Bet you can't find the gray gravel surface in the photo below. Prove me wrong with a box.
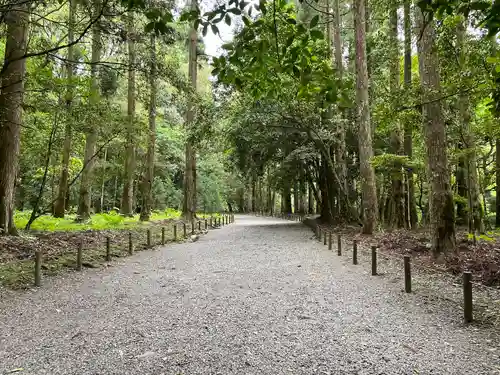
[1,215,500,375]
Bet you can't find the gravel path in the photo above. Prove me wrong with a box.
[1,215,500,375]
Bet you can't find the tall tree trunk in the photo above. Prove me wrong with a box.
[140,33,156,222]
[182,0,198,221]
[251,176,256,212]
[299,170,306,213]
[403,0,418,228]
[99,148,107,212]
[54,0,76,218]
[0,1,29,235]
[333,0,350,221]
[415,8,456,256]
[388,1,405,228]
[121,12,136,216]
[496,138,500,227]
[283,184,292,214]
[293,181,299,213]
[353,0,378,234]
[77,0,101,221]
[308,181,314,213]
[456,158,468,225]
[457,19,483,234]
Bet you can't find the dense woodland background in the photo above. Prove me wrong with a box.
[1,0,500,260]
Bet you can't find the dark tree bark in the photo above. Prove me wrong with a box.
[54,0,76,218]
[121,12,136,217]
[353,0,378,234]
[403,0,418,228]
[77,0,101,221]
[457,20,483,234]
[496,138,500,227]
[182,2,198,221]
[307,181,313,214]
[0,0,29,235]
[139,33,156,222]
[416,8,456,255]
[388,2,405,228]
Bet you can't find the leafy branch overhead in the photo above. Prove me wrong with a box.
[211,1,343,105]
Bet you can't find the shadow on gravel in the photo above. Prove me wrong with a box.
[246,223,303,230]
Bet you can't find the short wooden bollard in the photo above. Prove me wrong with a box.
[161,227,165,245]
[198,221,201,231]
[337,235,342,256]
[183,223,187,238]
[463,271,473,323]
[173,224,177,240]
[147,229,151,247]
[205,219,208,230]
[77,242,83,271]
[323,231,327,246]
[209,217,213,228]
[221,216,225,226]
[34,251,42,287]
[371,245,377,275]
[218,217,222,227]
[328,232,332,250]
[404,256,411,293]
[128,232,133,255]
[353,240,358,265]
[106,237,111,261]
[191,220,195,235]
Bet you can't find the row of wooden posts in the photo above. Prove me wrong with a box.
[263,212,475,324]
[33,214,235,288]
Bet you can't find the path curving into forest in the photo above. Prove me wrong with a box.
[1,215,499,374]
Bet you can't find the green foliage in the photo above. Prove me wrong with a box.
[13,210,181,232]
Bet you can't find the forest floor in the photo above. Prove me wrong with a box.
[0,211,221,289]
[1,215,499,374]
[314,221,500,285]
[312,220,500,325]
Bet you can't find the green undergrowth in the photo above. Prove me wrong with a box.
[13,209,226,232]
[13,208,183,232]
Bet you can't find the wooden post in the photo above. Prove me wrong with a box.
[198,221,201,231]
[205,219,208,230]
[161,227,165,245]
[463,271,473,323]
[404,256,411,293]
[221,216,224,226]
[323,231,327,245]
[353,240,358,265]
[337,235,342,256]
[191,220,195,235]
[128,232,133,255]
[183,223,187,238]
[371,246,377,276]
[174,224,177,240]
[147,229,151,247]
[106,237,111,261]
[328,232,332,250]
[77,242,83,271]
[210,217,213,228]
[219,217,222,227]
[34,251,42,287]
